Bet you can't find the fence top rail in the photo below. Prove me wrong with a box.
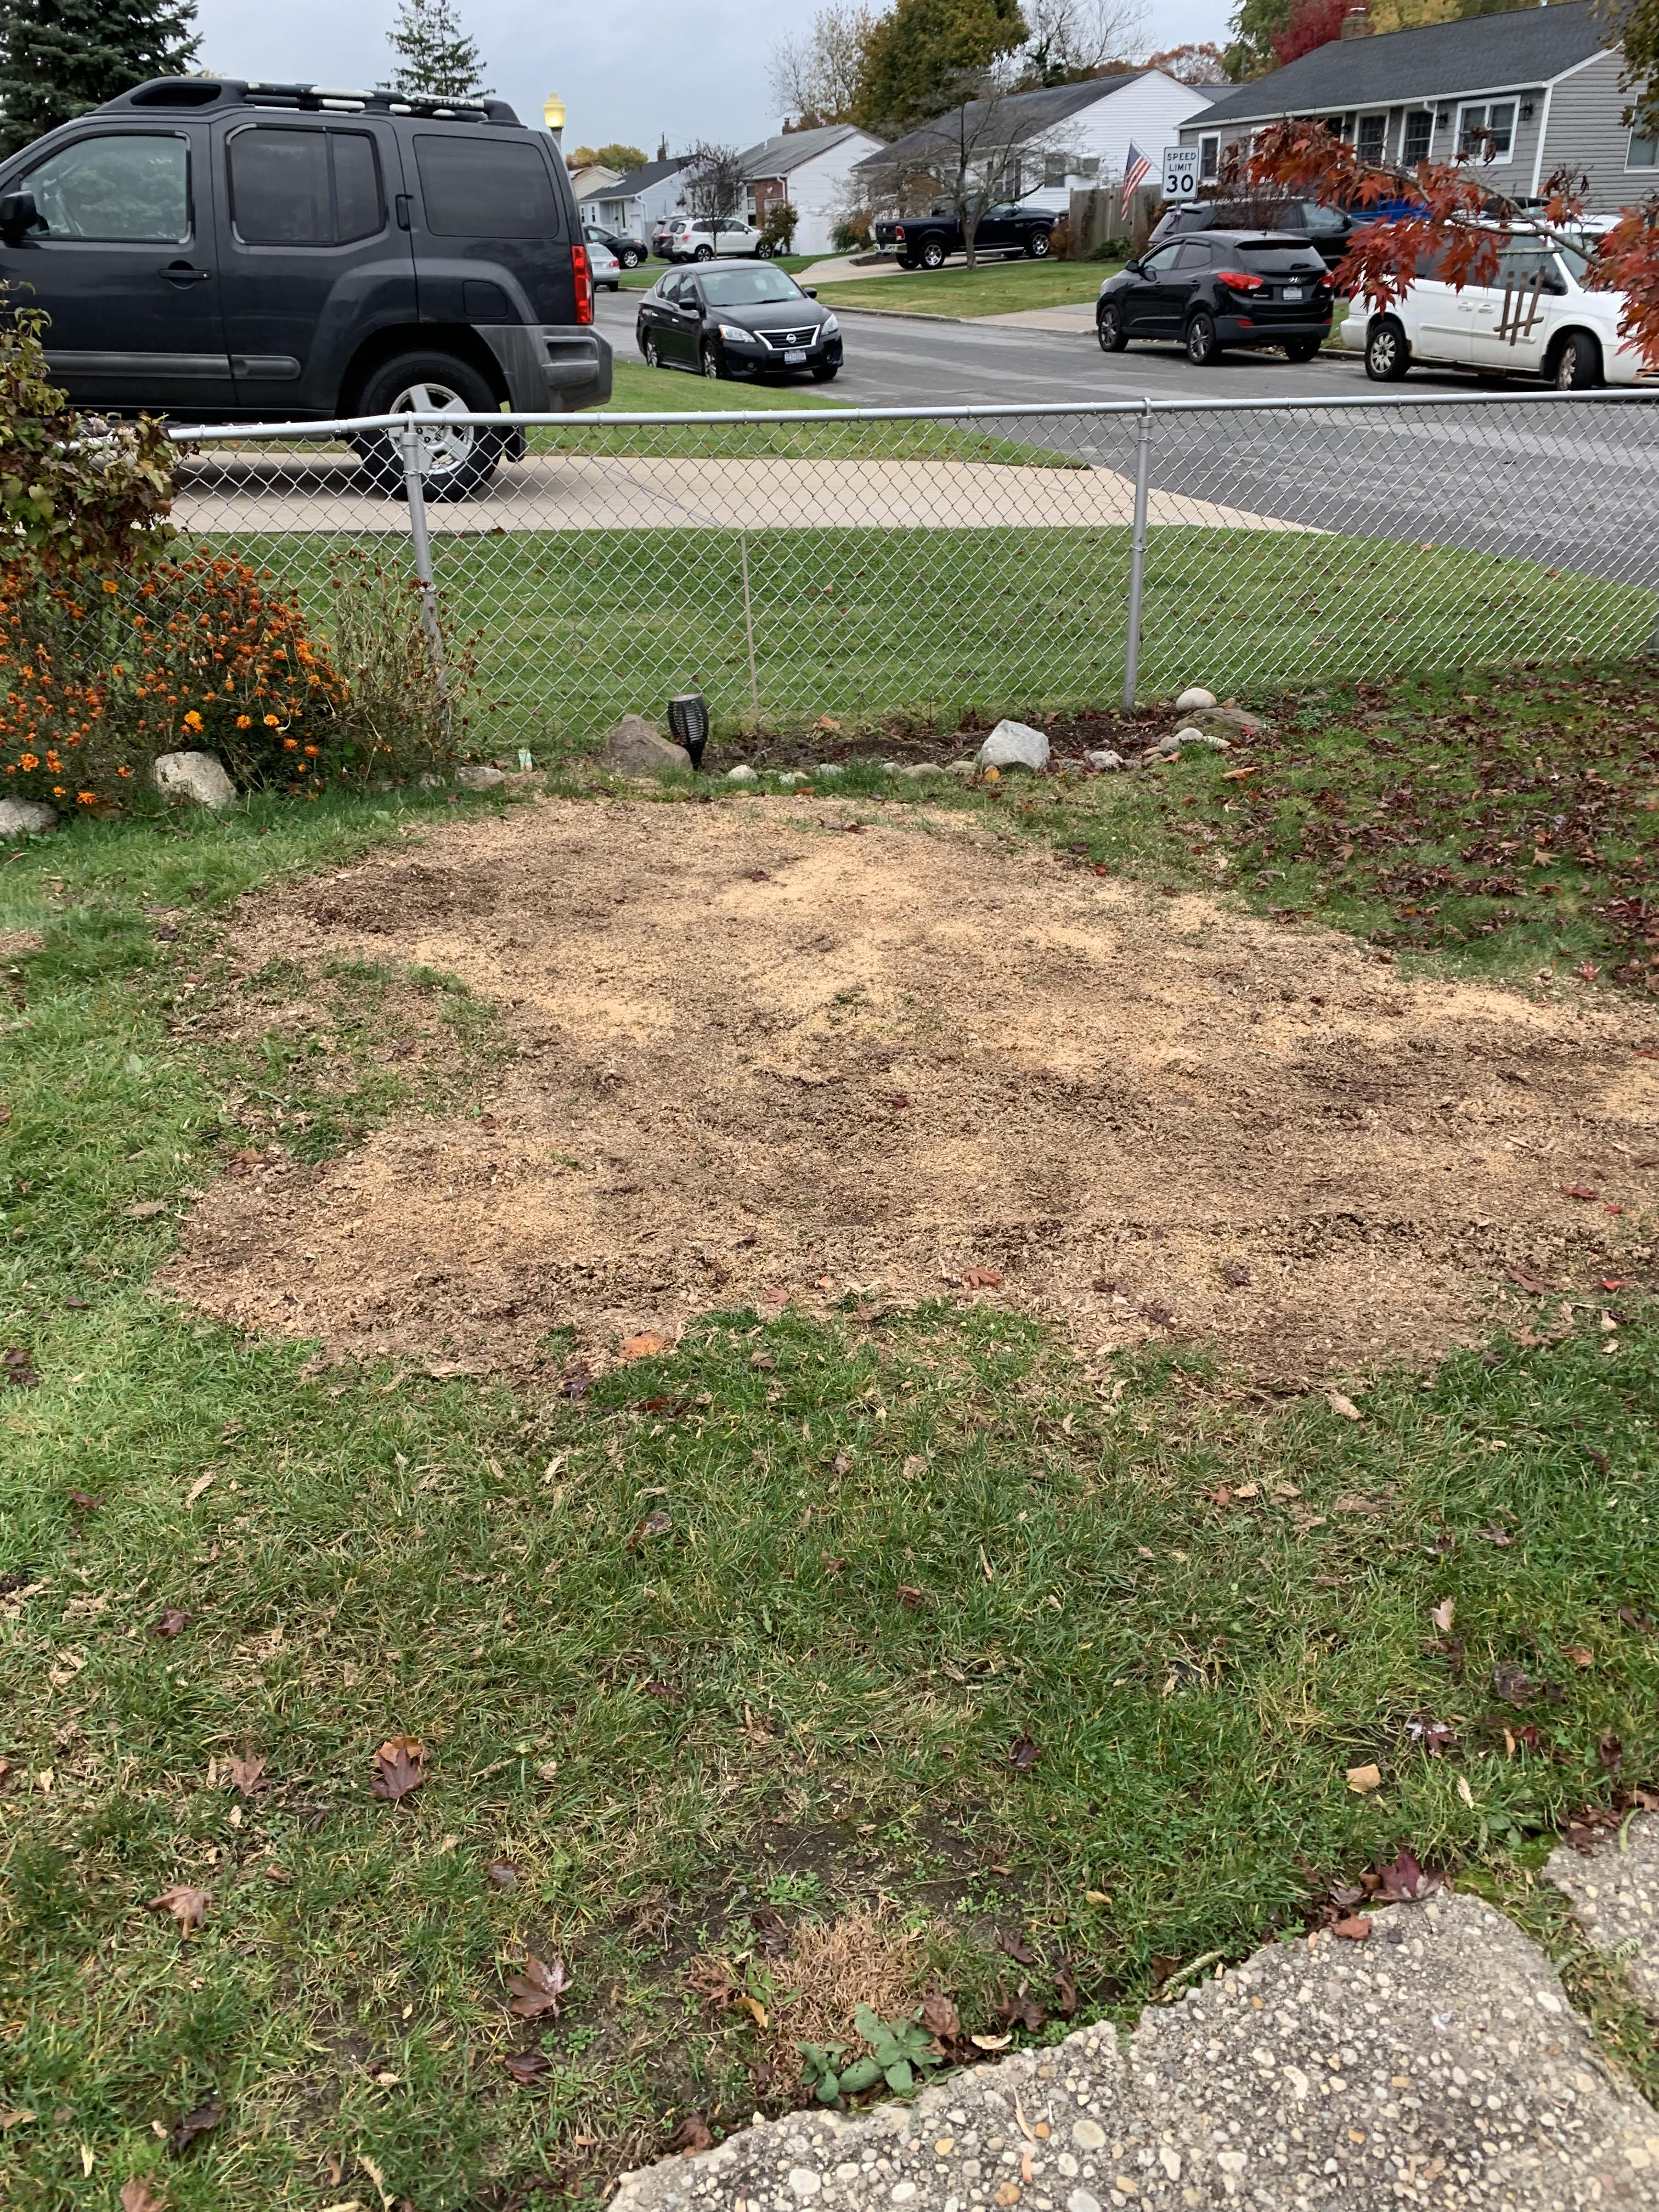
[168,386,1659,442]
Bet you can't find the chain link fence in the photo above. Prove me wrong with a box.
[168,388,1659,754]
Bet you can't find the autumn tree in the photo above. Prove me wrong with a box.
[0,0,199,155]
[771,3,880,126]
[569,142,648,171]
[1269,0,1350,66]
[853,0,1029,133]
[1017,0,1147,84]
[1143,40,1227,82]
[679,140,747,252]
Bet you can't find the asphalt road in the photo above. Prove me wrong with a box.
[594,291,1659,583]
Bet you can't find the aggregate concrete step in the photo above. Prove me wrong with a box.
[613,1894,1659,2212]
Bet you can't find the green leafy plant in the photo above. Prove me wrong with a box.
[799,2005,945,2103]
[761,200,799,255]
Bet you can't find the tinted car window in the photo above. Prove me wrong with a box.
[21,132,189,242]
[701,267,804,306]
[230,128,385,246]
[1233,241,1327,269]
[1173,240,1211,268]
[1139,243,1182,274]
[415,134,559,238]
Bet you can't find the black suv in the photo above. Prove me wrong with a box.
[1097,230,1334,366]
[1148,197,1353,272]
[0,76,612,495]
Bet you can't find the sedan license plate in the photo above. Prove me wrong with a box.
[1283,286,1305,302]
[784,347,806,364]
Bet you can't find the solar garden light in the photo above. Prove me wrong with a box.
[668,692,709,769]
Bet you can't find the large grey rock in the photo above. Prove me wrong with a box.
[977,720,1049,772]
[0,798,57,839]
[153,751,236,811]
[607,715,692,775]
[612,1893,1659,2212]
[455,763,507,791]
[726,764,758,785]
[1547,1813,1659,2018]
[1175,685,1217,712]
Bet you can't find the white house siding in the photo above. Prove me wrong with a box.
[1542,49,1646,211]
[771,132,887,256]
[1027,71,1216,205]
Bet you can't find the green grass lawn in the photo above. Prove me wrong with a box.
[813,260,1119,319]
[1,716,1657,2207]
[614,255,820,293]
[597,360,842,414]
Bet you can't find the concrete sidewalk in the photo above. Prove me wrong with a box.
[615,1825,1659,2212]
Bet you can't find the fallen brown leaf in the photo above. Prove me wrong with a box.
[1431,1599,1455,1634]
[1504,1263,1550,1293]
[1326,1390,1362,1421]
[619,1330,672,1361]
[126,1201,168,1220]
[1008,1731,1040,1771]
[626,1509,673,1549]
[962,1267,1003,1290]
[487,1859,520,1887]
[1330,1914,1373,1942]
[119,2181,165,2212]
[507,1954,568,2019]
[920,1989,961,2042]
[1492,1661,1537,1706]
[148,1607,189,1640]
[1375,1848,1438,1902]
[501,2049,551,2084]
[369,1736,426,1801]
[896,1583,924,1609]
[1562,1645,1594,1670]
[224,1754,267,1798]
[166,2104,221,2157]
[669,2114,714,2155]
[1345,1763,1383,1796]
[148,1885,209,1934]
[1561,1184,1599,1202]
[995,1927,1037,1966]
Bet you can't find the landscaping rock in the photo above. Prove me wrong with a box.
[1197,704,1267,738]
[607,714,692,776]
[0,798,57,839]
[944,759,976,778]
[976,720,1050,772]
[1175,685,1217,712]
[1173,726,1231,752]
[153,751,236,811]
[455,763,508,791]
[817,763,845,778]
[726,765,758,785]
[1141,732,1181,763]
[612,1893,1659,2212]
[1085,748,1123,771]
[1547,1813,1659,2018]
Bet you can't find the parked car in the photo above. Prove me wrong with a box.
[1342,230,1651,388]
[873,204,1055,269]
[0,74,612,498]
[1149,196,1353,272]
[636,259,840,381]
[584,221,645,268]
[651,213,771,261]
[1097,230,1335,366]
[588,236,621,291]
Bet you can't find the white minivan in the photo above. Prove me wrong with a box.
[1342,231,1652,390]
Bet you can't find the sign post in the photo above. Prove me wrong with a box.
[1161,146,1199,205]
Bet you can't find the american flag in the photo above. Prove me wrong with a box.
[1120,141,1152,218]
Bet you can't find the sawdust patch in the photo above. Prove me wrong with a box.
[161,798,1659,1383]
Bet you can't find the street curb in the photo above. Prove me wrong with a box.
[826,302,1097,331]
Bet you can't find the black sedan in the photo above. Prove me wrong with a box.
[1097,230,1335,368]
[584,222,647,269]
[636,261,842,382]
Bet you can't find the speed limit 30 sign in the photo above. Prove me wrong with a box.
[1163,146,1199,201]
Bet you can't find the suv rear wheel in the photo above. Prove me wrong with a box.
[1551,330,1602,390]
[354,352,501,502]
[1184,310,1222,367]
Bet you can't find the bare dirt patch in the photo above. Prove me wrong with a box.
[162,798,1659,1383]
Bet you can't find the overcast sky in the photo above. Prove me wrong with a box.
[195,0,1234,154]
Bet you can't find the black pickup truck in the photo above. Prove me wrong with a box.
[874,202,1055,270]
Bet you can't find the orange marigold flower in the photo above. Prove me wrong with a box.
[18,752,37,769]
[76,790,95,805]
[101,578,119,593]
[263,713,280,727]
[283,737,298,749]
[303,743,320,757]
[117,765,132,777]
[183,709,204,731]
[236,714,251,729]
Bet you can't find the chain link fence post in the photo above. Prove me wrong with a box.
[1120,399,1154,713]
[399,420,451,738]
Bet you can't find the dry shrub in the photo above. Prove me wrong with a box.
[769,1908,940,2090]
[324,548,465,789]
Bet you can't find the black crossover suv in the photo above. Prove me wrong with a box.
[0,75,612,495]
[1097,230,1335,367]
[636,261,842,382]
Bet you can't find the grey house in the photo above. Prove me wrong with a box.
[1178,0,1654,212]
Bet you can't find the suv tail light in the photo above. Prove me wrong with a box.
[1215,268,1264,293]
[572,240,594,325]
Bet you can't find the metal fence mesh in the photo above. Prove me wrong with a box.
[168,390,1659,753]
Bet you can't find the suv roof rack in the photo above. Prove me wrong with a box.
[103,77,523,126]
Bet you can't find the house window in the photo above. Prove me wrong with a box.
[1402,109,1433,162]
[1079,156,1100,179]
[1043,153,1070,188]
[1199,133,1219,181]
[1629,129,1659,168]
[1356,112,1386,162]
[1457,100,1516,162]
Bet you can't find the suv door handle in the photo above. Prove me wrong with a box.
[396,194,413,230]
[159,261,210,284]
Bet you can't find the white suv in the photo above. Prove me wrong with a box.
[1342,232,1651,389]
[653,213,770,262]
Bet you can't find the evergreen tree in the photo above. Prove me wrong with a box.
[0,0,200,156]
[853,0,1027,133]
[386,0,489,101]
